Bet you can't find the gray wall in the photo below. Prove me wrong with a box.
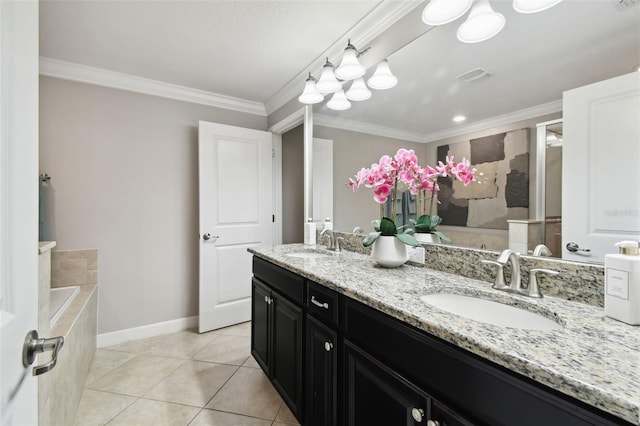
[39,76,267,334]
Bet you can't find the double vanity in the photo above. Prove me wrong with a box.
[249,243,639,425]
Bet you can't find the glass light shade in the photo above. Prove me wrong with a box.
[422,0,474,25]
[327,89,351,111]
[345,78,372,101]
[513,0,562,14]
[367,60,398,90]
[335,45,366,81]
[457,0,505,43]
[298,77,324,104]
[315,60,342,94]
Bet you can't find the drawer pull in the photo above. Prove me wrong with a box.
[311,296,329,309]
[426,420,440,426]
[324,341,333,352]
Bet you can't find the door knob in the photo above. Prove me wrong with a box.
[202,233,219,241]
[566,242,591,255]
[22,330,64,376]
[411,407,424,422]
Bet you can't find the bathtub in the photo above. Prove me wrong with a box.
[49,286,80,327]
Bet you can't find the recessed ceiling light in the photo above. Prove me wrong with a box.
[453,115,466,122]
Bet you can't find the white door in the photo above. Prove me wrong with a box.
[0,1,40,424]
[198,121,273,333]
[563,73,640,263]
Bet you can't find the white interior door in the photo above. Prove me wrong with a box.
[0,1,40,424]
[562,72,640,263]
[198,121,273,333]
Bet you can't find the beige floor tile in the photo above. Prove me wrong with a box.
[275,403,300,425]
[193,335,251,366]
[189,409,272,426]
[72,389,136,426]
[107,398,200,426]
[88,354,184,397]
[219,321,251,337]
[242,355,261,369]
[206,367,283,420]
[146,330,220,359]
[87,349,137,384]
[144,360,238,407]
[105,334,169,354]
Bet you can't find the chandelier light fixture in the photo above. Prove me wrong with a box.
[298,40,398,110]
[422,0,563,43]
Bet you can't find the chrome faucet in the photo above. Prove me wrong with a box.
[482,249,558,298]
[533,244,553,257]
[320,229,342,252]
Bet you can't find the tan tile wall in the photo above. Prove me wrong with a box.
[51,249,98,287]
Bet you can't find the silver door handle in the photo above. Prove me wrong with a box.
[202,233,219,242]
[22,330,64,376]
[566,242,591,255]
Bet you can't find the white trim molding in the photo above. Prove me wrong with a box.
[421,100,562,143]
[40,57,267,116]
[314,113,425,143]
[97,316,198,348]
[268,107,305,134]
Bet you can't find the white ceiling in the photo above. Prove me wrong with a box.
[40,0,640,136]
[39,0,382,103]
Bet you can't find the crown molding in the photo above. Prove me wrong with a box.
[421,100,563,143]
[268,107,305,134]
[264,0,423,116]
[39,57,267,116]
[314,114,425,143]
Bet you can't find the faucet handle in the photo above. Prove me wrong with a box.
[481,260,510,290]
[528,268,559,298]
[335,236,344,252]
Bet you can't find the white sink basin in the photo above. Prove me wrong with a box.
[421,293,563,331]
[285,251,332,259]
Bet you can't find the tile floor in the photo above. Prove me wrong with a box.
[73,322,300,426]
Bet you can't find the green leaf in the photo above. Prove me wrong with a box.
[430,215,443,228]
[416,214,432,227]
[433,230,453,243]
[379,217,397,236]
[363,231,381,247]
[396,233,419,247]
[371,219,381,232]
[414,224,432,233]
[403,228,415,235]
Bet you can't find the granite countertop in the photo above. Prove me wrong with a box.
[249,244,640,425]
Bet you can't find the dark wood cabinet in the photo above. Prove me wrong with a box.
[250,275,303,421]
[346,340,428,426]
[251,256,631,426]
[305,315,338,426]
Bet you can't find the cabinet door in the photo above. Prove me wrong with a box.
[306,315,338,426]
[429,400,474,426]
[346,341,427,426]
[251,278,270,373]
[272,292,304,420]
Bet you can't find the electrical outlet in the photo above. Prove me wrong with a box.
[407,246,425,264]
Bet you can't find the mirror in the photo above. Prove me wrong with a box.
[306,0,639,262]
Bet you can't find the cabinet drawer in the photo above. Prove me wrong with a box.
[307,281,339,326]
[253,257,304,305]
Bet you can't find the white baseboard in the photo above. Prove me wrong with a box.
[97,315,198,348]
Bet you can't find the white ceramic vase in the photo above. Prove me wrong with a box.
[370,235,409,267]
[415,233,441,244]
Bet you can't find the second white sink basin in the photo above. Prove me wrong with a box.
[421,293,563,331]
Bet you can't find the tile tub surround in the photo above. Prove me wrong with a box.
[325,231,605,307]
[51,248,98,287]
[249,244,640,424]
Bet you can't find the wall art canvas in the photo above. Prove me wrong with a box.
[436,128,529,229]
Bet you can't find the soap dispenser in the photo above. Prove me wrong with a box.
[604,239,640,325]
[304,218,316,245]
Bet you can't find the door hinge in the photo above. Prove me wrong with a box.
[272,214,275,223]
[272,149,275,158]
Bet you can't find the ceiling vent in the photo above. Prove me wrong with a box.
[456,67,493,83]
